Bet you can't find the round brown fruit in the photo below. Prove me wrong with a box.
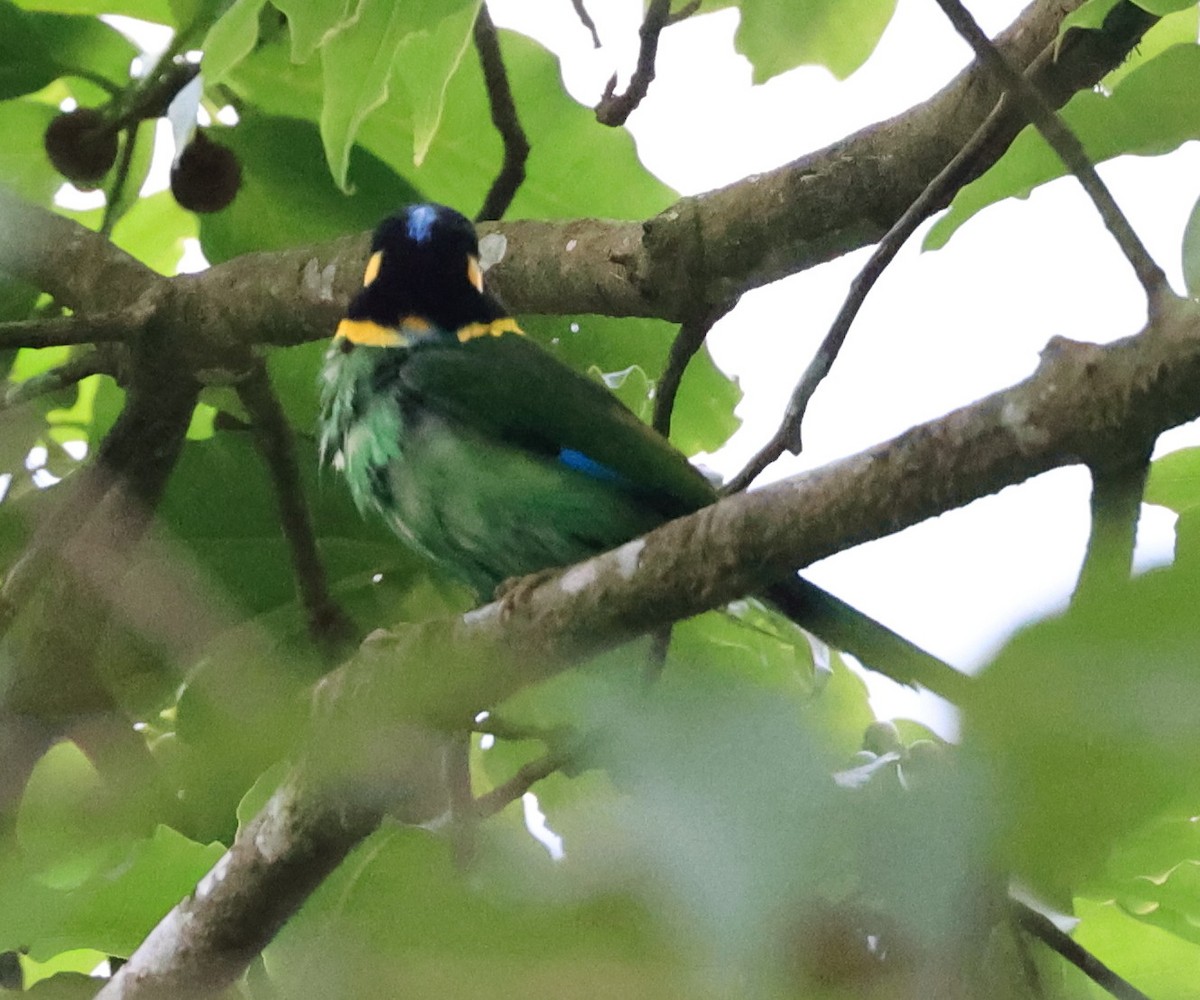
[170,131,242,213]
[44,108,119,185]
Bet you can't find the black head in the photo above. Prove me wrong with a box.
[345,203,505,334]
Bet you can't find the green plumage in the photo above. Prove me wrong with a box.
[318,204,961,700]
[319,203,714,598]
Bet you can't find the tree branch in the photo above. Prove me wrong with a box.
[483,0,1157,320]
[0,187,158,313]
[594,0,671,127]
[652,301,733,437]
[1012,901,1151,1000]
[726,91,1016,492]
[472,749,569,819]
[95,292,1200,996]
[0,350,110,412]
[0,3,1157,355]
[1072,454,1151,607]
[569,0,601,48]
[236,364,355,653]
[473,4,530,223]
[933,0,1171,310]
[0,301,152,350]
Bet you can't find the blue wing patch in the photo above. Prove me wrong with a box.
[406,204,438,244]
[559,448,623,483]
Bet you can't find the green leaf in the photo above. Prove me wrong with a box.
[1060,0,1123,35]
[227,27,677,219]
[1083,808,1200,946]
[21,949,107,990]
[266,824,692,999]
[927,43,1200,249]
[24,826,224,960]
[1183,191,1200,298]
[520,314,740,455]
[1134,0,1198,13]
[16,743,134,890]
[272,0,352,63]
[28,10,138,88]
[108,189,198,276]
[0,2,57,100]
[595,363,652,423]
[0,100,59,202]
[967,564,1200,900]
[391,1,479,166]
[734,0,899,83]
[318,0,477,190]
[11,0,171,18]
[1145,445,1200,513]
[169,0,223,34]
[552,674,845,962]
[1103,3,1199,91]
[156,429,430,619]
[197,112,419,264]
[200,0,267,84]
[1073,897,1200,999]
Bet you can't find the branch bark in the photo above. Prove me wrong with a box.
[236,364,355,654]
[0,3,1155,353]
[98,292,1200,996]
[594,0,672,126]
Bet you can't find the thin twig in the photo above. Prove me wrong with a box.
[447,733,477,867]
[1072,453,1151,606]
[1011,901,1152,1000]
[645,624,672,686]
[111,58,200,129]
[472,749,570,819]
[474,4,530,223]
[63,67,122,96]
[236,365,355,654]
[724,94,1013,493]
[666,0,701,26]
[1,350,108,413]
[1010,906,1046,999]
[469,714,573,747]
[722,5,1153,495]
[100,124,140,238]
[569,0,601,47]
[934,0,1170,310]
[595,0,671,126]
[653,300,734,438]
[0,302,151,350]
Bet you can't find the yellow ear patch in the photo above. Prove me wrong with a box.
[467,255,484,292]
[457,317,523,343]
[335,318,403,347]
[362,251,383,287]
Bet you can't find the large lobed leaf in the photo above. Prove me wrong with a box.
[927,30,1200,250]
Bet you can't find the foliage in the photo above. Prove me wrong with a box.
[1,0,1200,997]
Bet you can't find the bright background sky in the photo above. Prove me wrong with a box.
[491,0,1200,728]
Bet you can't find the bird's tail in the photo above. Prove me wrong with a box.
[764,576,973,704]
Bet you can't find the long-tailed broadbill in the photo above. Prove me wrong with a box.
[318,203,958,696]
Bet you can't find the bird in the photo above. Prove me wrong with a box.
[319,203,959,696]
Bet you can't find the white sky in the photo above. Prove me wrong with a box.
[491,0,1200,727]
